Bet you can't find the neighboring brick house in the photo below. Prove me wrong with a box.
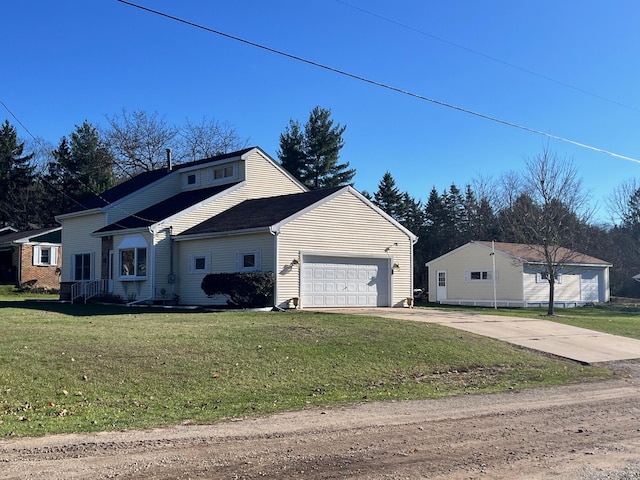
[0,227,62,291]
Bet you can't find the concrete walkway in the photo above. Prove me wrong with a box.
[312,307,640,364]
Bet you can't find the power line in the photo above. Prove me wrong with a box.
[116,0,640,166]
[336,0,640,114]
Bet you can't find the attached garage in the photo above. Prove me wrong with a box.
[300,255,390,307]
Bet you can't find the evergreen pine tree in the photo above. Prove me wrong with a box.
[373,171,403,220]
[0,120,36,227]
[277,106,355,189]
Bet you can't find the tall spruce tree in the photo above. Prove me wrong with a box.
[373,171,403,220]
[0,120,36,227]
[278,106,355,189]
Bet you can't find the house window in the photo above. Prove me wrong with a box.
[33,246,58,266]
[73,253,92,281]
[120,247,147,278]
[189,254,211,274]
[183,172,200,188]
[239,250,261,272]
[467,270,494,282]
[537,271,562,284]
[213,165,234,180]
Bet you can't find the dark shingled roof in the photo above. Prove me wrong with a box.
[179,186,344,237]
[65,169,171,213]
[0,227,62,246]
[477,241,611,265]
[94,183,240,234]
[64,147,258,214]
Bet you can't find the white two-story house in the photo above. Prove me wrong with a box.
[56,147,417,308]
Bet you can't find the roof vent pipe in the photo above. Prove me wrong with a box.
[166,148,172,171]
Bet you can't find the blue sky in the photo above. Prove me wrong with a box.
[3,1,640,223]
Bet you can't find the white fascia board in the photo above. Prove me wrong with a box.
[173,226,270,242]
[248,147,309,192]
[154,181,246,231]
[55,208,103,221]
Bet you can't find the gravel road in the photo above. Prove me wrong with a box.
[2,361,639,479]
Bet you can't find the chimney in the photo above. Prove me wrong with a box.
[166,148,173,171]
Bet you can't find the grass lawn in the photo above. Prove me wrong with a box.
[0,301,610,438]
[415,302,640,340]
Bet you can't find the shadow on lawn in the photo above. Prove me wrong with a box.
[0,300,206,317]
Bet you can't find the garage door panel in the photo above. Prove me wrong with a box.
[301,256,390,308]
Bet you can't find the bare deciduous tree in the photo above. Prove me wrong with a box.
[105,109,179,177]
[175,116,249,163]
[498,148,592,315]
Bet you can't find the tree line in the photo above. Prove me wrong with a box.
[0,111,249,227]
[2,106,640,299]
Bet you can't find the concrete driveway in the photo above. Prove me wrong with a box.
[313,307,640,364]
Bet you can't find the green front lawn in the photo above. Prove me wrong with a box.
[0,301,609,437]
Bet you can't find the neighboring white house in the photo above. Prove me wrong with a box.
[55,147,417,308]
[426,241,611,307]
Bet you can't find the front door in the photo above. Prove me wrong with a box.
[436,270,447,301]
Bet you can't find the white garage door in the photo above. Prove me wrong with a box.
[581,271,600,302]
[301,256,390,307]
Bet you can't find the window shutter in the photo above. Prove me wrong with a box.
[255,250,261,270]
[51,247,59,266]
[33,246,41,266]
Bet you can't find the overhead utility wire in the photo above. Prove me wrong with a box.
[336,0,640,114]
[116,1,640,166]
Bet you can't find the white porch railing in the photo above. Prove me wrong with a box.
[71,280,109,304]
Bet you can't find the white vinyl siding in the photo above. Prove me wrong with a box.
[177,233,274,305]
[59,213,104,282]
[275,191,413,308]
[523,268,580,303]
[427,243,522,303]
[169,151,306,235]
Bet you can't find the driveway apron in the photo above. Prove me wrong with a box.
[311,308,640,364]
